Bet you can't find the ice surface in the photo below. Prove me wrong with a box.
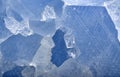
[0,34,42,65]
[63,28,75,48]
[31,36,55,76]
[22,66,35,77]
[0,0,12,43]
[62,0,120,42]
[62,0,108,6]
[60,6,120,76]
[2,66,24,77]
[4,0,64,20]
[55,59,93,77]
[0,0,120,77]
[4,17,33,36]
[29,19,56,36]
[104,0,120,41]
[6,8,23,22]
[41,5,56,21]
[0,17,12,43]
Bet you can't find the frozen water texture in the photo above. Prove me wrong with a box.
[29,19,56,36]
[41,5,56,21]
[63,0,120,42]
[4,17,33,36]
[22,66,35,77]
[0,0,120,77]
[104,0,120,41]
[31,36,55,77]
[62,0,108,6]
[0,0,12,43]
[60,5,120,77]
[0,34,42,66]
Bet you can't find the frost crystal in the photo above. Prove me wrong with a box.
[4,17,33,36]
[41,5,56,21]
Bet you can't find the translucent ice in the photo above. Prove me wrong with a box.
[62,0,108,6]
[41,5,56,21]
[56,59,93,77]
[29,19,56,36]
[0,34,42,65]
[22,66,35,77]
[31,36,55,76]
[104,0,120,41]
[0,0,120,77]
[60,6,120,76]
[0,0,12,43]
[0,17,12,43]
[4,17,33,36]
[2,66,24,77]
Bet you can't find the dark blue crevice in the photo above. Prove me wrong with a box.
[51,29,69,67]
[2,66,24,77]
